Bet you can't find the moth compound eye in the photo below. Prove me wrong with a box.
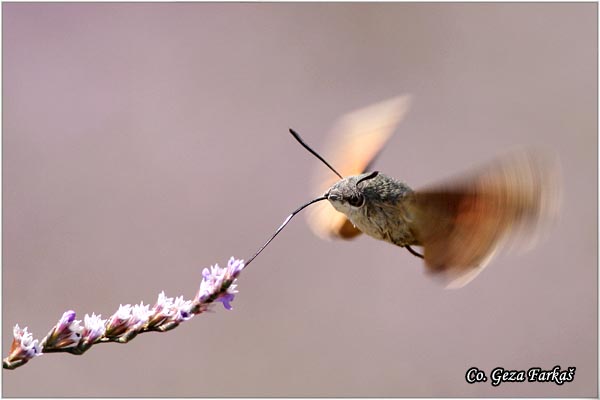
[348,193,365,208]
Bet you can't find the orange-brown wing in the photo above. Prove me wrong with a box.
[306,95,412,240]
[407,150,561,288]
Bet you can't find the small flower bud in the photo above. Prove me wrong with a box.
[105,304,133,339]
[195,258,245,310]
[78,313,106,350]
[42,311,83,351]
[3,325,41,369]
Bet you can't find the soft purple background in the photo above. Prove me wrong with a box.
[2,3,597,397]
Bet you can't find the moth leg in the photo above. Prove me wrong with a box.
[405,245,424,259]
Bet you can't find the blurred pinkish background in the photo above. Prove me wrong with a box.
[2,3,597,397]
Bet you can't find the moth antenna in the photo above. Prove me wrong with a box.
[356,170,379,186]
[245,196,328,267]
[289,128,343,179]
[405,245,424,259]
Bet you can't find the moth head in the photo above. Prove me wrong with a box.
[325,171,380,214]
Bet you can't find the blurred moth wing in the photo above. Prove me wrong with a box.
[306,95,413,240]
[407,150,561,289]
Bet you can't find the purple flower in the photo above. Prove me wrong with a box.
[148,292,194,330]
[147,292,176,328]
[153,292,176,317]
[3,256,245,369]
[42,311,83,350]
[4,325,41,367]
[172,296,194,322]
[105,304,133,338]
[227,257,245,277]
[81,313,106,345]
[218,292,236,310]
[129,302,152,331]
[196,258,245,310]
[106,302,153,339]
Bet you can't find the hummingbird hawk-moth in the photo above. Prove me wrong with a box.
[246,95,560,289]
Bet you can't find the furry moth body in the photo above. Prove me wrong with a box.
[245,95,559,289]
[304,95,559,288]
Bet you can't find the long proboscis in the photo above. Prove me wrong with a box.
[245,196,328,267]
